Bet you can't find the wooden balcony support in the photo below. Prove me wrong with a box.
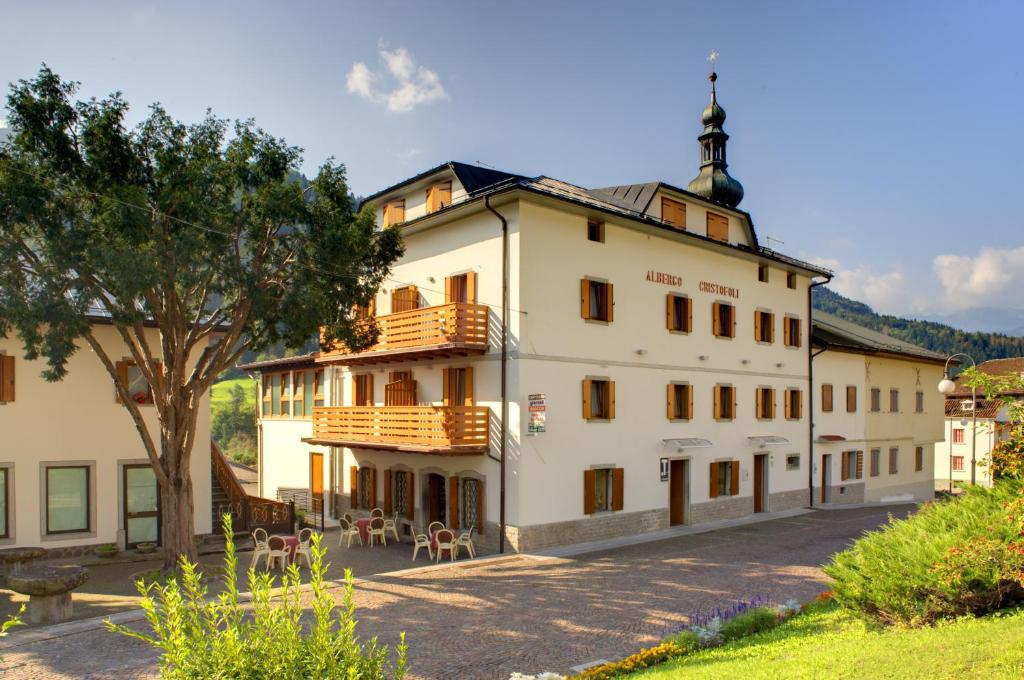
[305,405,490,455]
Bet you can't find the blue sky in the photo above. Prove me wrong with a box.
[2,1,1022,330]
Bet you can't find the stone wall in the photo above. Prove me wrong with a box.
[822,482,865,505]
[508,508,669,553]
[768,488,809,513]
[689,494,754,525]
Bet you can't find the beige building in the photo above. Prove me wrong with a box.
[249,74,846,553]
[811,312,945,504]
[0,320,213,555]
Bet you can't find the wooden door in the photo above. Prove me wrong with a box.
[427,473,446,525]
[753,454,766,513]
[123,464,160,548]
[821,455,832,504]
[669,459,687,526]
[310,453,324,514]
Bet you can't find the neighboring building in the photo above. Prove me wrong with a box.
[935,358,1024,488]
[248,72,840,554]
[0,320,213,555]
[811,312,945,504]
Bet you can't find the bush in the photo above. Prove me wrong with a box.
[718,607,781,641]
[107,515,406,679]
[825,481,1024,625]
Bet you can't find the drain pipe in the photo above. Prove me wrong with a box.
[807,276,832,508]
[485,195,509,554]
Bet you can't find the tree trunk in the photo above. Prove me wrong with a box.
[159,451,198,570]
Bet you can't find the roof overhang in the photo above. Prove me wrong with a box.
[747,436,790,447]
[662,438,714,451]
[817,434,847,443]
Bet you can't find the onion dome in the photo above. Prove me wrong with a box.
[687,72,744,208]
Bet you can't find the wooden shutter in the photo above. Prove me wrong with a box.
[847,386,857,412]
[733,388,738,420]
[0,355,14,403]
[712,303,722,336]
[754,311,762,341]
[448,476,460,530]
[841,453,849,481]
[667,384,676,419]
[687,384,694,419]
[366,374,374,405]
[606,283,614,322]
[768,313,775,343]
[406,472,416,520]
[582,379,592,419]
[856,451,864,479]
[795,390,802,418]
[661,197,686,228]
[611,468,624,511]
[707,212,728,241]
[383,469,393,513]
[784,389,792,419]
[686,298,692,331]
[713,386,721,419]
[730,461,740,496]
[466,271,477,304]
[350,466,358,505]
[475,481,484,530]
[368,468,377,508]
[464,367,474,405]
[794,319,802,347]
[783,317,791,346]
[666,295,674,330]
[822,384,833,412]
[443,369,451,407]
[608,381,616,419]
[709,462,720,499]
[755,388,763,419]
[444,275,455,303]
[583,470,597,514]
[580,279,590,319]
[115,360,130,403]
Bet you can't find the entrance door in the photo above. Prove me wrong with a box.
[310,453,324,516]
[426,473,446,525]
[669,460,688,525]
[821,454,832,504]
[123,464,160,548]
[753,454,767,513]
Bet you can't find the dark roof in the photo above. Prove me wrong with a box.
[237,352,318,371]
[590,182,661,212]
[945,398,1002,419]
[812,310,947,363]
[361,161,525,204]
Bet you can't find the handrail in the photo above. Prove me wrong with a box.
[322,301,488,357]
[312,405,490,449]
[211,441,294,533]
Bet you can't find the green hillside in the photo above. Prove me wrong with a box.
[812,287,1024,363]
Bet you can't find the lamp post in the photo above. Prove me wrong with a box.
[938,353,977,487]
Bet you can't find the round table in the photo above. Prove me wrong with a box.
[278,535,299,563]
[356,518,373,544]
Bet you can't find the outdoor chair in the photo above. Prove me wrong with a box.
[265,535,291,571]
[368,516,387,547]
[427,521,445,536]
[338,518,362,548]
[383,512,400,542]
[412,531,433,561]
[370,507,384,519]
[295,528,314,568]
[456,526,476,559]
[343,512,354,525]
[250,528,270,570]
[434,529,458,563]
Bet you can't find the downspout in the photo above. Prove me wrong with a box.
[485,195,509,554]
[807,275,833,508]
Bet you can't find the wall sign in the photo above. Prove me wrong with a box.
[698,280,740,299]
[527,393,546,435]
[660,457,669,482]
[645,270,683,287]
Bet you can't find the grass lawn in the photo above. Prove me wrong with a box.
[636,602,1024,679]
[211,376,258,409]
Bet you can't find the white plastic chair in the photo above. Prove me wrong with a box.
[383,512,400,542]
[295,528,314,568]
[338,518,362,548]
[456,526,476,559]
[265,535,291,571]
[368,516,387,547]
[343,512,355,525]
[370,507,384,519]
[427,521,445,536]
[434,529,457,563]
[412,531,433,561]
[250,528,269,570]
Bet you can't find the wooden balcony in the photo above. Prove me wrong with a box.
[304,405,490,455]
[319,302,488,365]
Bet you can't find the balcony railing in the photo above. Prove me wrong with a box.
[320,302,488,364]
[306,405,490,455]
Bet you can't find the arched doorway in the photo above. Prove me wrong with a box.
[425,472,446,525]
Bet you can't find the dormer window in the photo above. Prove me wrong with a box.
[383,199,406,227]
[426,181,452,214]
[961,400,974,411]
[661,197,686,230]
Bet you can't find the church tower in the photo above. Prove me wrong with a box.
[687,71,744,208]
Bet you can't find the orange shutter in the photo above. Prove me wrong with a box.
[666,295,674,330]
[687,384,694,419]
[785,390,792,419]
[686,298,692,331]
[611,468,624,511]
[366,374,374,405]
[667,384,676,419]
[406,472,415,520]
[856,451,864,479]
[0,355,14,403]
[368,468,377,508]
[608,381,616,419]
[580,279,590,319]
[464,367,474,405]
[783,318,791,346]
[350,466,359,506]
[115,360,130,404]
[796,391,803,418]
[582,379,592,419]
[730,461,740,496]
[756,388,763,419]
[383,469,393,513]
[709,462,720,498]
[794,319,802,347]
[707,212,728,241]
[754,311,762,341]
[444,276,454,303]
[466,271,477,304]
[443,368,452,406]
[606,283,614,322]
[731,307,737,337]
[841,453,850,481]
[712,303,721,336]
[583,470,597,514]
[768,313,775,342]
[448,476,460,530]
[733,388,738,420]
[713,386,721,419]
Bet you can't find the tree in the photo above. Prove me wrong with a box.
[962,367,1024,482]
[0,66,403,568]
[213,383,257,466]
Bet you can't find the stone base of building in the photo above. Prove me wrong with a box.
[507,508,669,553]
[818,482,865,505]
[865,479,936,504]
[689,495,755,525]
[768,488,809,513]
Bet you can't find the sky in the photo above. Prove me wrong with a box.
[2,1,1023,332]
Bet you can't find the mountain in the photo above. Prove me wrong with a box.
[920,307,1024,336]
[812,287,1024,363]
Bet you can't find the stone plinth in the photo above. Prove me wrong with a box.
[0,547,46,576]
[7,565,89,624]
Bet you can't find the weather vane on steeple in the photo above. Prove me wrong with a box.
[707,50,719,72]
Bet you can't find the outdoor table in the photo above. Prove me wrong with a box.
[431,529,455,559]
[0,546,46,578]
[356,518,373,544]
[279,535,299,564]
[7,564,88,624]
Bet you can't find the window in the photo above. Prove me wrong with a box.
[582,378,615,420]
[754,310,774,343]
[443,367,474,406]
[821,384,834,412]
[116,360,155,405]
[426,181,452,213]
[870,449,881,477]
[584,467,623,514]
[0,467,8,538]
[351,466,376,510]
[279,372,290,416]
[709,461,739,498]
[667,383,692,420]
[890,389,899,413]
[391,285,419,313]
[313,369,325,408]
[666,294,692,333]
[262,371,292,417]
[354,374,374,406]
[952,428,965,444]
[445,272,477,304]
[459,477,484,530]
[45,465,90,534]
[353,299,375,321]
[841,451,862,480]
[382,199,405,227]
[787,272,797,289]
[846,385,858,413]
[755,387,775,420]
[785,388,803,420]
[712,302,735,338]
[661,197,687,229]
[889,447,899,475]
[706,211,728,242]
[292,368,324,417]
[870,388,881,412]
[915,391,924,413]
[714,384,736,420]
[952,456,965,471]
[758,264,769,283]
[0,355,14,404]
[587,219,605,243]
[783,316,802,347]
[785,454,800,471]
[581,278,613,322]
[915,446,924,472]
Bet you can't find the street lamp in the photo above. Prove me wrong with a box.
[938,353,977,487]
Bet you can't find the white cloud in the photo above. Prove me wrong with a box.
[345,44,448,113]
[802,253,912,315]
[934,245,1024,312]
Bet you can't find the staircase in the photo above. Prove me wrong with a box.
[210,441,294,538]
[210,466,244,535]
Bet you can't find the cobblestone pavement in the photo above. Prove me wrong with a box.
[0,506,908,679]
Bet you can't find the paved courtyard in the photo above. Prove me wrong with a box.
[0,505,909,679]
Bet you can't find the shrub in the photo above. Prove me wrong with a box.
[719,607,782,642]
[107,514,406,679]
[825,480,1024,625]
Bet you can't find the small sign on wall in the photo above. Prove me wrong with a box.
[528,393,546,435]
[660,457,669,482]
